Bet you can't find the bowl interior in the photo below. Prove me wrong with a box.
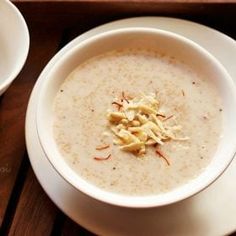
[0,0,29,94]
[37,28,236,208]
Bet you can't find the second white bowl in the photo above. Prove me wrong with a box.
[0,0,29,95]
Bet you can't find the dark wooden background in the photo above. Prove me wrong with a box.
[0,0,236,235]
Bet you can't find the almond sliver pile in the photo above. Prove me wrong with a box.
[107,93,189,155]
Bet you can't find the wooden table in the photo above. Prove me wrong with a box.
[0,1,236,235]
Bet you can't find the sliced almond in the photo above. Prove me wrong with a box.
[108,112,126,122]
[107,92,188,155]
[120,142,144,152]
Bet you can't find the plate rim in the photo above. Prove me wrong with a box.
[25,16,236,236]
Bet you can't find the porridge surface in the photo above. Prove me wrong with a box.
[53,49,222,196]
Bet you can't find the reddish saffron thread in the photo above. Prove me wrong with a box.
[163,115,174,121]
[94,154,111,161]
[112,102,123,110]
[122,91,129,104]
[95,145,110,150]
[156,149,170,166]
[156,113,166,118]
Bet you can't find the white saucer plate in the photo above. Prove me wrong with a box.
[25,17,236,236]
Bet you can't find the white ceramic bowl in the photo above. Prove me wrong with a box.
[0,0,29,95]
[36,27,236,208]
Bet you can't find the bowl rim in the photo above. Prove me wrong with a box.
[0,0,30,93]
[36,27,236,208]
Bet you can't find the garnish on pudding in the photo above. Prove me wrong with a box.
[93,154,111,161]
[107,92,189,156]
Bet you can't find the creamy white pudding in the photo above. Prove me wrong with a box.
[53,49,222,196]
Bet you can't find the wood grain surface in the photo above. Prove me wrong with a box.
[11,0,236,3]
[1,1,236,235]
[0,20,63,235]
[8,169,59,236]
